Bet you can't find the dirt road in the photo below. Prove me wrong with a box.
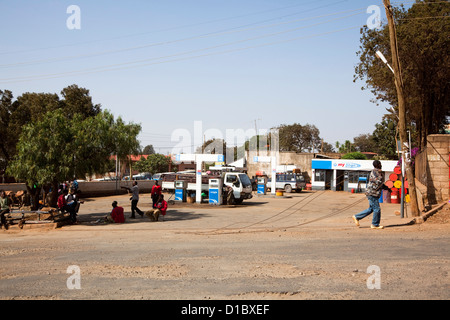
[0,191,449,301]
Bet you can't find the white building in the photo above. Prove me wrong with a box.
[311,159,399,192]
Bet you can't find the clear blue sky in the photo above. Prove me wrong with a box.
[0,0,408,154]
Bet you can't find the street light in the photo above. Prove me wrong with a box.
[376,50,395,74]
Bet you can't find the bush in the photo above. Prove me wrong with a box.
[341,152,368,160]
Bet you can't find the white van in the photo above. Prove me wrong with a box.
[267,173,306,193]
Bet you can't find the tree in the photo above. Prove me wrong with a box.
[341,152,368,160]
[353,134,377,153]
[196,138,227,155]
[354,0,447,216]
[7,110,141,208]
[0,85,104,174]
[354,0,449,149]
[60,84,101,119]
[382,0,420,216]
[142,144,155,155]
[372,118,398,159]
[111,116,142,172]
[278,123,322,153]
[3,92,61,170]
[134,154,173,175]
[233,134,271,161]
[321,141,335,153]
[0,90,14,171]
[336,140,355,154]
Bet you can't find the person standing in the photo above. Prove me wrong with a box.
[129,181,144,218]
[352,160,391,229]
[66,188,83,224]
[0,191,11,230]
[151,180,162,208]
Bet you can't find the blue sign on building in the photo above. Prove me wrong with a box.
[311,160,332,170]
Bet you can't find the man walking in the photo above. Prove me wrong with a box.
[353,160,391,229]
[129,181,144,218]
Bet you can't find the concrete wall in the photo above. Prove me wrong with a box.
[0,180,156,198]
[246,151,314,181]
[423,134,449,203]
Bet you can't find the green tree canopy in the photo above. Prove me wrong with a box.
[142,144,155,155]
[0,90,14,168]
[134,154,173,175]
[336,140,355,154]
[353,134,377,153]
[0,85,104,173]
[7,109,141,208]
[372,118,398,160]
[354,0,449,149]
[341,152,368,160]
[278,123,323,153]
[60,84,101,119]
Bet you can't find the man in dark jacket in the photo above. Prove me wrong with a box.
[129,181,144,218]
[352,160,391,229]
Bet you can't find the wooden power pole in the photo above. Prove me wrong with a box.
[383,0,420,217]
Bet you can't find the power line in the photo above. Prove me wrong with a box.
[0,14,363,83]
[139,132,173,137]
[0,0,343,57]
[0,4,363,69]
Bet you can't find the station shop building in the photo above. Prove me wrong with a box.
[311,159,399,192]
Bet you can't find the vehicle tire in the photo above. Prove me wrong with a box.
[284,184,292,193]
[234,199,244,205]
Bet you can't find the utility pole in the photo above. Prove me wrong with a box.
[254,118,261,156]
[383,0,419,217]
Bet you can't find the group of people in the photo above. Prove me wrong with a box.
[4,162,390,229]
[57,188,84,224]
[105,180,168,224]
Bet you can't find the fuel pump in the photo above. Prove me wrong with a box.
[343,171,349,192]
[209,178,223,205]
[257,176,267,195]
[175,180,187,202]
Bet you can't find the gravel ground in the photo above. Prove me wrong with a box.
[0,191,449,302]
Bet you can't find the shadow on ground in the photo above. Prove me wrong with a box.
[74,209,209,227]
